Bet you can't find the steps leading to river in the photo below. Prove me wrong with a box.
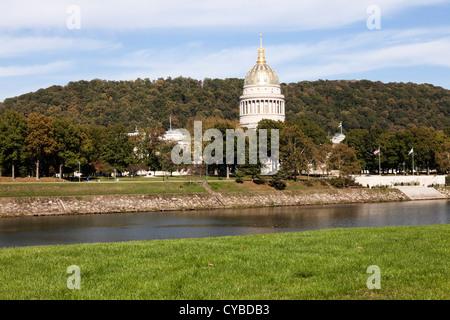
[395,186,446,200]
[200,182,226,206]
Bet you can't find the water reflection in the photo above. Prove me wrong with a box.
[0,200,448,248]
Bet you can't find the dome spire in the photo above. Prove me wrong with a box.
[257,33,266,65]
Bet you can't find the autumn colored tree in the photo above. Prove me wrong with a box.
[314,143,333,176]
[329,143,361,186]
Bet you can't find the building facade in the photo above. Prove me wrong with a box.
[239,35,285,129]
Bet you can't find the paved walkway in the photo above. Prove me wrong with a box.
[395,186,446,200]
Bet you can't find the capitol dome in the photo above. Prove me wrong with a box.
[239,34,285,129]
[244,64,280,86]
[244,37,279,86]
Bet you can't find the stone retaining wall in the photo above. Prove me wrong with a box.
[0,188,409,217]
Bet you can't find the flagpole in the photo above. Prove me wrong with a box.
[412,152,414,176]
[378,146,381,176]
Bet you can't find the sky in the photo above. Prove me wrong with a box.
[1,0,450,102]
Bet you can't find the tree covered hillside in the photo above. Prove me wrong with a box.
[1,77,449,133]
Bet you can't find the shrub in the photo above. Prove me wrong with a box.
[235,171,245,184]
[329,176,361,188]
[268,172,287,190]
[253,174,267,185]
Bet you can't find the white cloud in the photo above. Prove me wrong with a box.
[102,26,450,85]
[0,0,445,30]
[0,61,72,77]
[278,34,450,81]
[0,36,120,57]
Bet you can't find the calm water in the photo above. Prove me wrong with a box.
[0,200,448,248]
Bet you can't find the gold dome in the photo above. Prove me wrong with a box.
[244,34,279,86]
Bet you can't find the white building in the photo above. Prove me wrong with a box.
[126,120,190,177]
[331,134,346,144]
[239,34,285,129]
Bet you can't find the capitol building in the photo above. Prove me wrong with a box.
[239,34,285,129]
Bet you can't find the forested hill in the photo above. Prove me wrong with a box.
[1,77,449,133]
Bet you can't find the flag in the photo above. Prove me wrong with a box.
[373,148,380,155]
[338,122,342,128]
[408,148,414,155]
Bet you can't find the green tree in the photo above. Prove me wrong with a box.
[290,118,328,146]
[435,142,450,174]
[25,113,57,180]
[156,140,178,180]
[100,124,134,173]
[0,110,29,179]
[279,125,315,180]
[344,129,370,170]
[411,127,438,174]
[53,118,94,179]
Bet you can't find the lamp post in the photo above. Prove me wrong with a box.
[77,161,81,183]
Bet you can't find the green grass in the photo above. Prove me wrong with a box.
[0,181,206,197]
[0,224,448,300]
[207,180,275,192]
[284,180,330,191]
[0,179,332,198]
[95,176,228,182]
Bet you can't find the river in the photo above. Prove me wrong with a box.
[0,200,448,248]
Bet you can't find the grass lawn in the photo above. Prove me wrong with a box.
[0,181,206,197]
[207,180,275,192]
[0,224,448,300]
[284,179,330,191]
[95,176,228,182]
[0,179,334,197]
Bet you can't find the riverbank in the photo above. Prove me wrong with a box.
[0,181,411,217]
[0,224,448,299]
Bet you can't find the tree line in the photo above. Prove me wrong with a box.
[0,110,166,180]
[0,110,448,183]
[344,126,450,175]
[1,77,449,134]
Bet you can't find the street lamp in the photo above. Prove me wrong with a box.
[77,161,81,183]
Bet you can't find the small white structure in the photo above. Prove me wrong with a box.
[126,119,190,177]
[331,122,345,144]
[353,174,446,188]
[331,134,346,144]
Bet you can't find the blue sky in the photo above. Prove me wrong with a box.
[1,0,450,102]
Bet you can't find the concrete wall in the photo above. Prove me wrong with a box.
[353,175,446,188]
